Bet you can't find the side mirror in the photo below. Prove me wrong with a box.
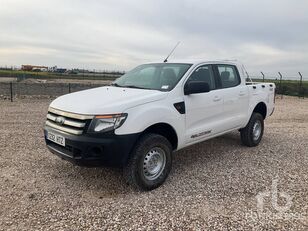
[184,81,210,95]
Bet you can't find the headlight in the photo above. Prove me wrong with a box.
[88,113,127,133]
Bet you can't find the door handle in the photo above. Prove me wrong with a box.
[213,96,222,102]
[239,91,246,96]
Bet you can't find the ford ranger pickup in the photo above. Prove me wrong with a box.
[44,60,275,190]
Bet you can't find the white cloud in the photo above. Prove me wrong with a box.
[0,0,307,78]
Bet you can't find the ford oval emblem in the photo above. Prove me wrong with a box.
[55,116,65,125]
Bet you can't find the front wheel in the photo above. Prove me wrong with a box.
[240,112,264,147]
[123,133,172,191]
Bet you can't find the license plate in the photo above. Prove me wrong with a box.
[47,132,65,147]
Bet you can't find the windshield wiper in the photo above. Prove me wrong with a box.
[123,85,149,89]
[110,83,121,87]
[110,83,149,90]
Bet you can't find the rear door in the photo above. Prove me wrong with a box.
[184,64,225,144]
[214,64,249,130]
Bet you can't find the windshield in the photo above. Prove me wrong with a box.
[113,63,192,91]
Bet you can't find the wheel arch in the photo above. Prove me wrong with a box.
[253,102,267,119]
[142,122,178,150]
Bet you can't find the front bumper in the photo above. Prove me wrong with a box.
[44,126,140,167]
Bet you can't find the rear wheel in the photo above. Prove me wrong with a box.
[240,112,264,147]
[124,133,172,191]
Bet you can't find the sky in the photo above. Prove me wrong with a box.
[0,0,308,78]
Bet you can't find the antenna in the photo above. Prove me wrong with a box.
[164,41,180,63]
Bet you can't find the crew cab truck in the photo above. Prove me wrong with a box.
[44,60,275,190]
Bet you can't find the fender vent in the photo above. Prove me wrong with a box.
[174,102,185,114]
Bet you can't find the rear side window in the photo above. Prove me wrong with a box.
[187,65,216,90]
[217,65,240,88]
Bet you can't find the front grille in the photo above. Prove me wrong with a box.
[46,107,93,135]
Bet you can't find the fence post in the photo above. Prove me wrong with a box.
[278,72,283,99]
[10,82,13,102]
[298,72,303,98]
[68,83,71,93]
[261,72,265,82]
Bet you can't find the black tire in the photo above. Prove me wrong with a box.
[123,133,172,191]
[240,112,264,147]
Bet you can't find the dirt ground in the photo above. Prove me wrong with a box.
[20,78,112,85]
[0,77,17,83]
[0,96,307,230]
[0,76,111,85]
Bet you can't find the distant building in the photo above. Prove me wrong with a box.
[48,66,67,73]
[21,65,48,72]
[56,68,67,73]
[49,66,58,72]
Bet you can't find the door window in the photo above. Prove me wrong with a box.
[217,65,240,88]
[186,65,216,90]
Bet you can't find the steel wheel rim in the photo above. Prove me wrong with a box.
[143,147,166,181]
[253,120,262,141]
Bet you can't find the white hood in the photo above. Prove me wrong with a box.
[50,86,168,115]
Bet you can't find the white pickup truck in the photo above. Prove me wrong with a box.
[44,60,275,190]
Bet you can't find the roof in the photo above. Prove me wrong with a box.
[146,59,240,66]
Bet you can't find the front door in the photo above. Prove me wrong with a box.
[184,64,224,144]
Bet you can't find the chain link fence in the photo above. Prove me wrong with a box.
[0,82,109,101]
[0,73,307,101]
[251,72,307,98]
[0,68,123,81]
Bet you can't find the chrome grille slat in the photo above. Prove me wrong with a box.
[46,107,93,135]
[48,107,93,120]
[46,113,56,121]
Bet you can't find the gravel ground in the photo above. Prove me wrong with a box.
[0,96,307,230]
